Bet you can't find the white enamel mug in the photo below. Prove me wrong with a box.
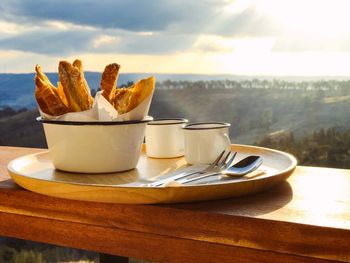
[145,118,188,158]
[183,122,231,164]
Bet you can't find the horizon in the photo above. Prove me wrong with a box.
[3,71,350,81]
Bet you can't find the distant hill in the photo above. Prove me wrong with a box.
[1,84,350,148]
[256,128,350,169]
[0,108,46,148]
[2,72,350,109]
[151,87,350,143]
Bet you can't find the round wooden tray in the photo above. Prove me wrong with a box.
[7,144,297,204]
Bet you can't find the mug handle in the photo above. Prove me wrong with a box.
[219,133,231,151]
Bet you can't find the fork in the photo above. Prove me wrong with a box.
[178,155,263,185]
[147,151,236,187]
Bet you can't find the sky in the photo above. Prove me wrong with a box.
[1,0,350,75]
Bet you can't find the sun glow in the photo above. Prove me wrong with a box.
[255,0,350,37]
[217,0,350,75]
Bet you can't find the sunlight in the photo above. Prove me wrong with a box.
[217,0,350,75]
[194,35,275,54]
[194,35,236,52]
[256,0,350,37]
[220,51,350,76]
[224,0,256,14]
[230,38,275,54]
[292,168,350,227]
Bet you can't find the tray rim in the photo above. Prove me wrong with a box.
[7,144,297,190]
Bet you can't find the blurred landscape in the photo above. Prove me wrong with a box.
[1,74,350,262]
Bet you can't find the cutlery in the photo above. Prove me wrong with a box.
[178,156,263,185]
[145,150,236,187]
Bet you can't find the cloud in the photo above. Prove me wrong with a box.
[194,35,235,53]
[4,0,349,58]
[0,26,196,55]
[0,0,221,32]
[213,7,280,37]
[166,6,279,37]
[0,0,281,56]
[0,29,96,55]
[0,0,277,37]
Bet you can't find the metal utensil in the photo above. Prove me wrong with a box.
[178,156,263,185]
[144,150,225,187]
[145,151,236,187]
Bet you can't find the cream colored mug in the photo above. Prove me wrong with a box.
[182,122,231,164]
[145,118,189,158]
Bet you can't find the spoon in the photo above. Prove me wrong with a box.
[177,156,263,185]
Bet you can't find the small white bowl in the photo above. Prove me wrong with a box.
[37,116,153,173]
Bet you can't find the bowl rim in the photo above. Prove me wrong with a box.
[36,116,153,126]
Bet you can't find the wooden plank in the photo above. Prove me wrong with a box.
[0,212,336,263]
[0,185,349,262]
[1,147,350,262]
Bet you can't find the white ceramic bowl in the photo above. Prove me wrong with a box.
[37,116,153,173]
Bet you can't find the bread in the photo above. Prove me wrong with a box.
[58,60,93,111]
[34,65,69,115]
[35,60,154,116]
[112,76,155,114]
[101,63,121,101]
[73,59,93,106]
[113,88,133,114]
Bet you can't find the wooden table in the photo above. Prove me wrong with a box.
[0,146,349,263]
